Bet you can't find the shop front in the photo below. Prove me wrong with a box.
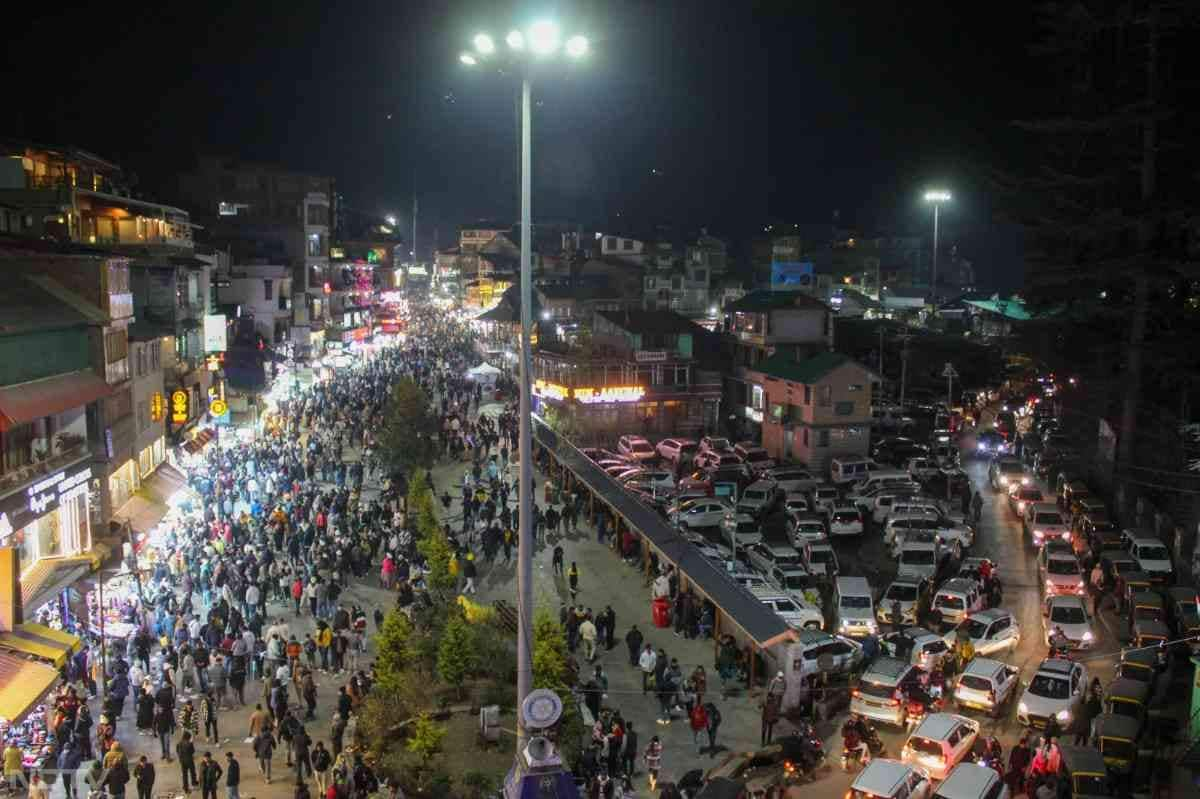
[108,457,140,512]
[0,460,94,577]
[137,435,166,479]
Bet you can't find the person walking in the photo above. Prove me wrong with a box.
[224,752,241,799]
[689,701,709,750]
[625,625,643,666]
[552,545,564,576]
[639,644,657,694]
[621,721,638,777]
[461,554,477,595]
[579,615,598,663]
[134,756,156,799]
[254,726,276,784]
[761,693,780,745]
[312,741,333,795]
[203,691,221,744]
[154,703,174,761]
[177,731,198,793]
[567,561,580,601]
[199,751,223,799]
[643,736,663,792]
[704,701,722,752]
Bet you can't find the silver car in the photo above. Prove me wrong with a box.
[668,498,732,530]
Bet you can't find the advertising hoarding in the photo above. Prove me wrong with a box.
[203,314,228,352]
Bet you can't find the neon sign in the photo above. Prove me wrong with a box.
[533,380,569,401]
[575,386,645,404]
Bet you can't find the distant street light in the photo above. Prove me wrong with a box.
[385,214,397,226]
[923,189,951,299]
[459,21,590,757]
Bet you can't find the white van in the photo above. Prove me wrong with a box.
[835,576,877,638]
[847,471,913,504]
[831,456,874,484]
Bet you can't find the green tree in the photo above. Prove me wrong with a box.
[530,608,585,764]
[378,378,440,477]
[436,611,478,698]
[374,609,414,691]
[543,404,583,444]
[406,713,448,770]
[417,526,456,592]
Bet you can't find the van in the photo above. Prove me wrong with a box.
[931,578,985,629]
[933,762,1010,799]
[831,456,874,484]
[851,470,916,498]
[836,576,877,638]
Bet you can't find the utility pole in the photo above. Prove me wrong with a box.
[412,195,418,268]
[898,331,913,406]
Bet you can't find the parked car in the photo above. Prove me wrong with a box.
[746,541,802,575]
[734,442,775,475]
[769,565,824,611]
[694,450,744,470]
[655,437,697,465]
[748,584,824,630]
[737,479,784,518]
[766,466,820,494]
[810,484,841,515]
[1127,536,1173,584]
[803,541,840,577]
[828,504,864,536]
[782,493,811,515]
[617,435,656,463]
[877,577,932,628]
[896,540,946,582]
[698,435,733,454]
[787,513,828,546]
[668,497,733,530]
[907,457,942,482]
[721,513,764,549]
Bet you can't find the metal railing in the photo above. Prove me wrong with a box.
[0,441,91,493]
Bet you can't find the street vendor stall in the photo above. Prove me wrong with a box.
[466,361,502,388]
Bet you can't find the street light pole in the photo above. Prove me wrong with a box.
[923,190,951,302]
[515,72,535,753]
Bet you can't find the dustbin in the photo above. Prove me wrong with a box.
[652,596,671,628]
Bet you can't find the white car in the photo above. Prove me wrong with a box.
[954,658,1020,718]
[803,541,839,577]
[988,458,1028,491]
[1128,536,1173,583]
[881,627,950,671]
[654,437,697,465]
[698,435,733,454]
[1042,595,1097,650]
[767,466,820,494]
[1038,547,1085,596]
[901,713,979,782]
[942,608,1021,657]
[769,565,824,610]
[721,513,764,549]
[668,498,733,530]
[616,468,675,494]
[749,584,824,630]
[746,542,802,575]
[850,761,931,799]
[617,435,656,463]
[1024,503,1071,547]
[733,442,775,475]
[890,528,959,562]
[693,450,744,470]
[1017,658,1089,729]
[737,480,782,517]
[787,513,828,546]
[828,504,864,536]
[783,493,811,515]
[906,457,941,482]
[896,541,944,582]
[870,489,925,523]
[877,577,931,627]
[810,485,841,515]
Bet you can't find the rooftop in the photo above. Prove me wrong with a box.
[726,290,829,313]
[596,309,705,336]
[752,350,871,384]
[963,297,1035,321]
[0,279,90,336]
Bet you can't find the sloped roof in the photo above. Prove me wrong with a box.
[726,290,829,313]
[964,298,1035,321]
[752,350,875,385]
[0,279,91,335]
[596,309,704,336]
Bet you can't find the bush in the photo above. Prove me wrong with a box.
[461,770,497,799]
[479,680,515,712]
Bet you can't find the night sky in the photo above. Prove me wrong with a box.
[6,0,1034,262]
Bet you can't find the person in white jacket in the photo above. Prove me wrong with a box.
[638,644,657,694]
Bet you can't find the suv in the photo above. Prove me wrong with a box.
[1024,503,1070,547]
[931,578,985,629]
[1128,536,1173,584]
[1017,658,1089,729]
[811,484,842,514]
[617,435,656,463]
[881,627,951,671]
[769,565,824,614]
[767,466,820,494]
[655,437,697,466]
[901,713,980,781]
[1041,595,1096,650]
[897,540,945,582]
[988,458,1028,491]
[852,657,923,726]
[721,513,763,549]
[954,658,1020,717]
[790,629,864,680]
[890,499,968,526]
[942,608,1021,657]
[836,576,877,638]
[694,450,744,470]
[1038,547,1084,596]
[698,435,733,454]
[870,488,926,523]
[734,441,775,475]
[737,479,783,517]
[877,577,932,628]
[788,513,828,546]
[746,542,802,575]
[749,584,823,630]
[828,504,865,536]
[804,541,840,577]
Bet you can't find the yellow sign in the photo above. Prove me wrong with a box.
[210,399,228,416]
[171,390,189,424]
[575,386,645,404]
[533,380,569,402]
[149,392,165,422]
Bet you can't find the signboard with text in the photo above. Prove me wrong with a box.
[0,462,93,539]
[171,390,189,424]
[203,314,228,352]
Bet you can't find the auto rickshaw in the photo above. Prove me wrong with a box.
[1091,713,1141,775]
[1131,618,1171,652]
[1115,647,1160,688]
[1058,744,1116,799]
[1127,590,1166,637]
[1103,677,1149,726]
[1166,586,1200,653]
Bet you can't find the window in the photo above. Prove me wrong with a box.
[137,400,149,432]
[802,428,809,446]
[306,204,328,226]
[835,401,855,416]
[104,329,128,363]
[817,430,830,447]
[604,237,616,250]
[264,279,274,301]
[692,268,707,283]
[622,239,633,251]
[307,234,321,256]
[804,385,812,405]
[151,341,161,370]
[818,385,833,407]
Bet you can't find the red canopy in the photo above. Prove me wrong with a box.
[0,370,113,431]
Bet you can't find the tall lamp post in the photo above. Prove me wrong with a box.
[460,21,589,756]
[923,189,951,301]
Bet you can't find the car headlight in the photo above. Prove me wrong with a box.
[1034,529,1044,539]
[998,476,1009,485]
[1082,631,1094,642]
[1018,701,1028,715]
[1056,709,1071,722]
[1021,476,1031,485]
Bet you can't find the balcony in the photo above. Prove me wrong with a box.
[0,438,91,494]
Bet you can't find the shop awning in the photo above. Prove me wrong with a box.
[0,622,80,669]
[113,463,190,533]
[21,558,91,629]
[0,652,60,723]
[181,428,216,455]
[0,371,114,431]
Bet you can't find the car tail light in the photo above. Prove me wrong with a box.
[988,690,996,703]
[851,689,861,698]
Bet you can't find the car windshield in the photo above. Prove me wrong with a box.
[841,596,872,609]
[858,680,896,699]
[907,737,942,757]
[961,618,990,639]
[797,524,824,535]
[833,512,859,523]
[1138,545,1170,560]
[886,584,919,602]
[1035,513,1063,525]
[774,598,798,612]
[959,675,992,692]
[1047,559,1078,575]
[901,550,936,566]
[1028,675,1070,699]
[1050,605,1087,624]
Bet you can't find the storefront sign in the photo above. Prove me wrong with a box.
[634,350,668,363]
[0,463,93,536]
[203,314,228,352]
[575,386,645,404]
[210,399,228,416]
[150,392,165,422]
[533,380,569,402]
[171,390,189,424]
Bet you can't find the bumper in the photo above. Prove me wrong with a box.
[851,698,904,727]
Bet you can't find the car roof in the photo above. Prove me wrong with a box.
[853,759,915,796]
[911,712,969,740]
[1030,502,1062,514]
[1037,658,1076,676]
[1046,594,1086,608]
[938,763,1000,796]
[864,656,913,679]
[937,578,978,593]
[962,658,1007,678]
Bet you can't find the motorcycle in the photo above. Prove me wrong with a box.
[840,717,884,771]
[904,687,945,731]
[777,724,827,783]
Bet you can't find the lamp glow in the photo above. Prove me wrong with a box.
[460,53,477,66]
[506,30,525,49]
[529,20,561,55]
[565,35,588,58]
[385,215,397,226]
[473,33,495,55]
[924,190,951,203]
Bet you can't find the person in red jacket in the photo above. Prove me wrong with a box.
[689,702,708,750]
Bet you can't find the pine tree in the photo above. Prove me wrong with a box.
[436,611,478,699]
[374,610,414,691]
[378,378,440,477]
[406,713,447,769]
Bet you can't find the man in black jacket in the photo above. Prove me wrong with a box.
[198,751,222,799]
[224,752,241,799]
[177,732,198,793]
[625,625,643,666]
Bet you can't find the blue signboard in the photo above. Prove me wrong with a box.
[771,261,815,289]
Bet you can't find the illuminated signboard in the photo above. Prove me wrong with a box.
[574,386,645,404]
[150,392,165,422]
[171,390,189,424]
[210,399,229,416]
[533,380,569,402]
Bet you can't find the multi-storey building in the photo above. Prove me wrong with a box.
[215,264,294,345]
